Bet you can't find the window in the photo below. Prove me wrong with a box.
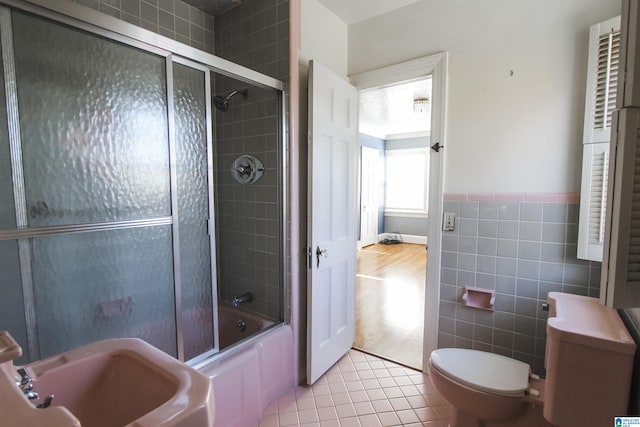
[384,148,429,215]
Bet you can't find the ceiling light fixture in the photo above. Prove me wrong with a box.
[413,97,430,113]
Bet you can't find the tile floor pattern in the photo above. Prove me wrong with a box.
[258,350,450,427]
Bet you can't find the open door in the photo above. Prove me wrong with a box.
[359,146,379,248]
[307,60,358,385]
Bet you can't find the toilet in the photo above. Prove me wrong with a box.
[428,292,637,427]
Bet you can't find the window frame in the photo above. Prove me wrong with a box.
[383,147,429,217]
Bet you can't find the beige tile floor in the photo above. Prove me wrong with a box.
[258,350,450,427]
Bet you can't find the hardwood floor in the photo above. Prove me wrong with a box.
[354,243,427,370]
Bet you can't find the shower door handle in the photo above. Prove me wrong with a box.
[316,246,328,268]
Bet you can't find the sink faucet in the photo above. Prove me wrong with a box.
[232,292,252,307]
[15,368,54,407]
[16,368,39,401]
[16,368,33,391]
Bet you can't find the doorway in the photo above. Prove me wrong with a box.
[350,53,448,372]
[353,77,431,369]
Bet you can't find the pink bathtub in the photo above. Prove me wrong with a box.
[217,302,276,350]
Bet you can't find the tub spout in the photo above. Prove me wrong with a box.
[232,292,253,307]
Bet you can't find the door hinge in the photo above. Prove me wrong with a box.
[306,246,312,269]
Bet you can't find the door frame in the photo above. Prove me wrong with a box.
[350,53,448,371]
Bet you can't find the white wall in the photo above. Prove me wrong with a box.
[348,0,620,193]
[301,0,348,77]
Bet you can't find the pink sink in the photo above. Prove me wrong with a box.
[0,332,214,427]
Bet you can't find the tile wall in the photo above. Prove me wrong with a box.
[212,74,282,319]
[439,195,601,375]
[214,0,290,80]
[71,0,215,53]
[212,0,289,320]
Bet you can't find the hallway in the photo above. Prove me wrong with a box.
[355,243,427,369]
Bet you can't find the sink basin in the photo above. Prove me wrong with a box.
[0,332,214,426]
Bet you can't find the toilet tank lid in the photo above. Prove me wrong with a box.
[547,292,636,355]
[430,349,530,397]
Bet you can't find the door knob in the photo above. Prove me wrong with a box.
[316,246,328,268]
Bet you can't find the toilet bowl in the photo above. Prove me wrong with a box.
[427,349,542,427]
[428,293,637,427]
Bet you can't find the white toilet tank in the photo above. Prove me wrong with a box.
[544,292,636,427]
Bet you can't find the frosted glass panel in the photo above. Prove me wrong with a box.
[31,226,176,359]
[12,12,170,227]
[0,240,28,363]
[0,41,16,230]
[174,63,214,360]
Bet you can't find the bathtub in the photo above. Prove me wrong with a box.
[197,321,293,427]
[217,302,276,350]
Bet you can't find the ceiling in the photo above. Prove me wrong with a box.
[318,0,420,24]
[359,78,432,140]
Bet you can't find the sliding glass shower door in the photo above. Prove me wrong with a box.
[173,61,216,361]
[0,8,216,362]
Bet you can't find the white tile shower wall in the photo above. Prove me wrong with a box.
[439,199,601,375]
[71,0,215,53]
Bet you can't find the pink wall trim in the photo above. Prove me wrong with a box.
[289,0,301,386]
[444,192,580,203]
[289,0,301,50]
[557,193,580,203]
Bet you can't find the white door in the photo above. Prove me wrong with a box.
[307,60,358,385]
[359,146,379,248]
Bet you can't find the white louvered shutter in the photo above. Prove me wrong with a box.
[588,145,609,242]
[578,16,621,261]
[593,31,620,132]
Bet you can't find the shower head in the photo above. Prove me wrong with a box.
[213,89,248,112]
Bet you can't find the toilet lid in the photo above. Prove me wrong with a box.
[430,348,530,397]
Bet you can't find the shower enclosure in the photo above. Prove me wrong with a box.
[0,1,285,365]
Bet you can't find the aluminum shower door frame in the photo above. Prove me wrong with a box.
[0,0,287,364]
